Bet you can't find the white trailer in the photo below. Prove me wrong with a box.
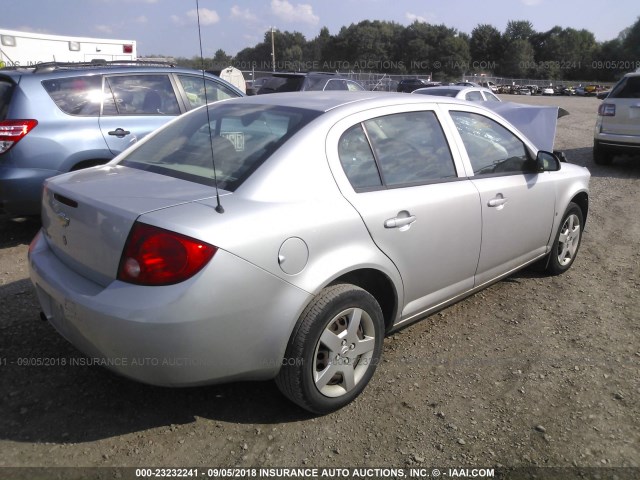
[0,28,136,67]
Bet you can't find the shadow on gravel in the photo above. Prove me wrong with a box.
[0,216,41,249]
[0,278,314,445]
[563,147,640,178]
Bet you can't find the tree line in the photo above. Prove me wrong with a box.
[168,17,640,82]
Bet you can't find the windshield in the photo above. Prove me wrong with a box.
[119,103,320,191]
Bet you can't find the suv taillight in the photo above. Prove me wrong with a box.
[118,222,217,286]
[598,103,616,116]
[0,120,38,154]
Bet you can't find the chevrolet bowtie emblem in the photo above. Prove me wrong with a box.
[56,211,71,228]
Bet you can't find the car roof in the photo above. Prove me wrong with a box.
[207,91,479,113]
[0,62,216,79]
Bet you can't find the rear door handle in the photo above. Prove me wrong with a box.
[384,213,416,229]
[108,128,131,138]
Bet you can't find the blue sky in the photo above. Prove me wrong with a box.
[2,0,638,58]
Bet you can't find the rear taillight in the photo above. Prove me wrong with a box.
[0,119,38,154]
[118,222,217,286]
[598,103,616,116]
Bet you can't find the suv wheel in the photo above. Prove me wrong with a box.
[593,141,613,165]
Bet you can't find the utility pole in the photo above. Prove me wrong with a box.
[271,27,276,72]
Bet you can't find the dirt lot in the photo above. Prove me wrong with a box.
[0,95,638,478]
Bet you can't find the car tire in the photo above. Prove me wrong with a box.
[545,202,584,276]
[593,142,613,165]
[276,284,384,414]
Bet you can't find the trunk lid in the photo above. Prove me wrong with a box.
[41,164,226,286]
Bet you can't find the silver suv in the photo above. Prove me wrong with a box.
[0,61,243,216]
[593,70,640,165]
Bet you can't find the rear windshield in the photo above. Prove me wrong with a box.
[119,103,321,191]
[0,78,15,120]
[609,75,640,99]
[414,89,458,97]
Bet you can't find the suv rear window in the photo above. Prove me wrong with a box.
[609,75,640,99]
[120,104,320,191]
[258,76,305,94]
[0,79,15,120]
[42,76,103,116]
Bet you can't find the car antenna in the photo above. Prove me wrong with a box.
[196,0,224,214]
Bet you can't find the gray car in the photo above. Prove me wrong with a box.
[0,61,243,216]
[29,92,590,414]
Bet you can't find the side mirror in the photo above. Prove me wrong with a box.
[536,150,561,172]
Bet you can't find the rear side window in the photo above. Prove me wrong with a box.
[365,111,457,186]
[338,111,457,190]
[0,79,15,120]
[42,75,103,116]
[609,76,640,99]
[103,74,180,115]
[177,75,239,108]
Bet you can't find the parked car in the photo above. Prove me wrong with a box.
[0,61,243,217]
[396,78,437,93]
[412,85,501,102]
[593,71,640,164]
[245,77,268,96]
[479,81,498,93]
[29,92,590,414]
[257,72,364,94]
[542,86,555,96]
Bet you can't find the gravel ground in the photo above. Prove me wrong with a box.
[0,95,638,478]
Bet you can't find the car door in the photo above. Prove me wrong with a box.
[99,73,182,155]
[446,109,556,286]
[327,107,482,323]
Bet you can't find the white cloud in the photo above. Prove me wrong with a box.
[405,12,438,24]
[231,5,258,23]
[95,24,114,34]
[187,8,220,26]
[134,15,148,24]
[521,0,543,5]
[271,0,319,25]
[406,12,427,23]
[172,8,220,27]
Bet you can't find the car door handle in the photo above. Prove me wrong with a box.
[384,214,416,229]
[108,128,131,138]
[488,194,507,208]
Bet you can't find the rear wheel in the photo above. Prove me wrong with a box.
[546,202,584,275]
[276,284,384,414]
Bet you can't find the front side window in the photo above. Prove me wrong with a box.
[103,74,180,116]
[42,75,103,116]
[120,104,320,192]
[178,75,239,108]
[450,111,535,175]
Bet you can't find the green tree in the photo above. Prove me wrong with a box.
[470,24,502,69]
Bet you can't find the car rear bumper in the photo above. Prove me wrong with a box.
[0,165,58,216]
[594,137,640,155]
[28,231,312,387]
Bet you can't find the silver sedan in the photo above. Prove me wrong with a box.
[29,92,590,414]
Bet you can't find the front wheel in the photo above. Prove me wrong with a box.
[546,202,584,275]
[276,284,384,414]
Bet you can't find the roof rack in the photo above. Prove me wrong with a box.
[32,60,176,73]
